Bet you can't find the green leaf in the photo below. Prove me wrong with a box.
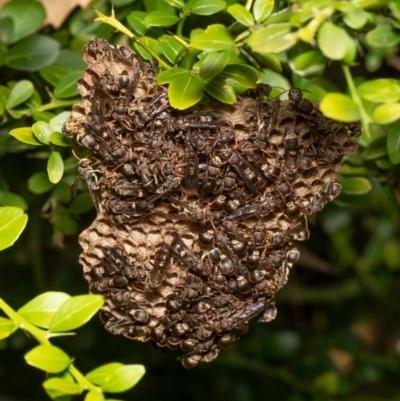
[339,176,372,195]
[28,172,54,194]
[247,23,295,54]
[0,0,46,44]
[227,4,254,27]
[158,35,185,64]
[313,371,339,395]
[54,213,78,236]
[6,80,34,109]
[204,79,236,104]
[9,127,42,146]
[200,50,230,81]
[0,206,28,251]
[191,24,235,51]
[157,68,190,84]
[340,4,368,30]
[358,79,400,104]
[85,390,105,401]
[43,378,81,395]
[0,317,17,340]
[317,22,348,60]
[319,93,360,122]
[387,120,400,164]
[135,36,162,61]
[220,64,258,88]
[18,292,71,329]
[126,11,147,36]
[6,35,60,71]
[253,0,274,23]
[168,73,204,109]
[144,11,179,27]
[68,192,94,215]
[372,103,400,124]
[163,0,185,7]
[54,71,82,99]
[25,345,71,373]
[0,190,27,210]
[54,49,86,70]
[366,25,400,48]
[49,295,104,332]
[50,132,70,147]
[87,364,145,393]
[32,121,52,144]
[47,152,64,184]
[40,65,69,86]
[50,111,71,133]
[186,0,226,15]
[361,136,387,160]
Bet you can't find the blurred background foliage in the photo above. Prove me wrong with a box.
[1,0,400,400]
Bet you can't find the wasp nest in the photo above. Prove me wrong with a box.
[63,38,359,368]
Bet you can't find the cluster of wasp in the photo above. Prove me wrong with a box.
[63,38,359,368]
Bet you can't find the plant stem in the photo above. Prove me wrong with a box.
[91,7,172,70]
[34,99,79,113]
[0,298,50,345]
[69,364,100,393]
[341,64,372,140]
[176,11,188,38]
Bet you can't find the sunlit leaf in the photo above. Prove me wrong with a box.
[168,73,204,109]
[144,11,179,27]
[32,121,52,145]
[18,292,71,329]
[186,0,226,15]
[320,93,360,122]
[227,4,254,27]
[372,103,400,124]
[366,25,400,48]
[43,378,82,395]
[253,0,274,23]
[49,295,104,332]
[9,127,42,146]
[0,317,17,340]
[317,22,348,60]
[157,68,190,84]
[0,206,28,251]
[191,24,234,51]
[25,345,71,373]
[50,132,70,147]
[47,151,64,184]
[6,80,34,109]
[358,79,400,103]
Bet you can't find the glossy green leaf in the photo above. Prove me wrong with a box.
[220,64,258,88]
[49,294,104,332]
[28,172,54,194]
[204,79,236,104]
[85,390,105,401]
[40,65,69,86]
[9,127,42,146]
[168,74,204,109]
[25,345,71,373]
[247,23,295,54]
[87,364,145,393]
[339,176,372,195]
[136,36,162,61]
[0,206,28,251]
[320,93,360,122]
[43,378,81,395]
[340,5,368,30]
[187,0,226,15]
[144,11,179,27]
[372,103,400,124]
[47,152,64,184]
[126,11,147,36]
[32,110,55,123]
[49,132,70,147]
[227,4,254,27]
[163,0,185,7]
[342,31,358,65]
[200,50,230,81]
[0,190,27,210]
[68,192,94,215]
[252,52,282,73]
[0,0,46,44]
[358,79,400,103]
[158,35,185,64]
[6,35,60,71]
[253,0,274,23]
[54,71,82,99]
[32,121,52,145]
[387,120,400,164]
[366,25,400,48]
[50,111,71,133]
[157,68,190,84]
[191,24,234,51]
[6,80,34,109]
[317,22,348,60]
[361,136,387,160]
[18,292,71,329]
[0,317,17,340]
